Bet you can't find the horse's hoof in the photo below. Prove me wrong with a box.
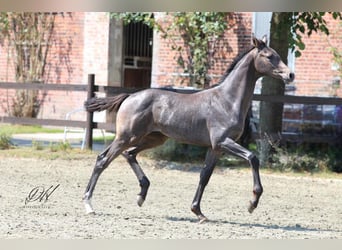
[248,201,256,214]
[198,216,209,224]
[137,195,145,207]
[84,200,95,214]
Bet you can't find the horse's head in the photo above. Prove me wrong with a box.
[253,35,295,83]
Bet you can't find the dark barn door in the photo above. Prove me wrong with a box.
[123,21,153,88]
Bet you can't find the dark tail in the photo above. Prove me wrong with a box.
[84,93,130,113]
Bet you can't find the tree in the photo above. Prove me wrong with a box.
[0,12,56,117]
[111,12,230,87]
[258,12,342,167]
[258,12,290,166]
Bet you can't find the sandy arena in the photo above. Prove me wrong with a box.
[0,154,341,239]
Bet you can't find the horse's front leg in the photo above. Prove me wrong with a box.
[217,137,263,213]
[247,156,263,213]
[191,149,218,223]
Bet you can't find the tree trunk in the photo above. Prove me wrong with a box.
[258,12,290,167]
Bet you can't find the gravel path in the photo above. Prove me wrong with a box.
[0,155,341,239]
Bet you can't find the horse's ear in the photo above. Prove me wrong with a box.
[252,36,266,49]
[261,35,268,44]
[252,36,259,47]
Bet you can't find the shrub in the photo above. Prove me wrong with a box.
[144,136,342,173]
[266,141,342,173]
[32,140,44,150]
[326,147,342,173]
[0,131,13,150]
[144,139,207,162]
[144,139,248,168]
[49,141,72,152]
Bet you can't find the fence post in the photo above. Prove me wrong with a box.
[85,74,95,150]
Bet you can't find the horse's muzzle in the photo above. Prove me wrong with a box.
[280,71,295,84]
[288,72,295,82]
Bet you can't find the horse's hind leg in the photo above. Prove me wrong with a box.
[122,132,168,207]
[121,151,149,207]
[83,138,129,214]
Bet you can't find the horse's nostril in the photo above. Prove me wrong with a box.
[289,72,295,81]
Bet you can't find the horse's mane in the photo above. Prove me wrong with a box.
[216,45,255,85]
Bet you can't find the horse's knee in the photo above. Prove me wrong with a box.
[248,154,259,166]
[95,155,108,168]
[96,152,105,162]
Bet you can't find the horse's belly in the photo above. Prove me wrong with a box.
[158,124,211,147]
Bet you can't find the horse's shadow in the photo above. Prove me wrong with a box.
[165,216,341,234]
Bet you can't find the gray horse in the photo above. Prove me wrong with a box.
[83,35,294,223]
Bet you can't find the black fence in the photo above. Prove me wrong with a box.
[1,74,342,150]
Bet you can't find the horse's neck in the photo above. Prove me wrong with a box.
[218,51,258,115]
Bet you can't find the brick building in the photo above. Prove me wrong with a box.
[294,16,341,97]
[0,12,341,121]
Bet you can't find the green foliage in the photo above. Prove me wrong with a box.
[111,12,157,28]
[0,145,96,160]
[272,147,329,172]
[113,12,342,84]
[325,146,342,173]
[330,46,342,76]
[328,20,342,78]
[171,12,228,86]
[32,140,44,150]
[31,140,72,152]
[0,131,13,150]
[112,12,229,87]
[49,141,72,152]
[0,13,9,37]
[144,137,342,173]
[262,138,342,173]
[0,124,63,134]
[143,139,207,162]
[279,12,342,57]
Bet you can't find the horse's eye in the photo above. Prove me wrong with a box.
[266,54,273,60]
[262,52,272,59]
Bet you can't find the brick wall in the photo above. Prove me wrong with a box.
[209,12,253,81]
[83,12,110,86]
[151,12,253,87]
[41,12,86,121]
[43,12,110,121]
[151,13,342,99]
[0,12,110,121]
[289,14,342,97]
